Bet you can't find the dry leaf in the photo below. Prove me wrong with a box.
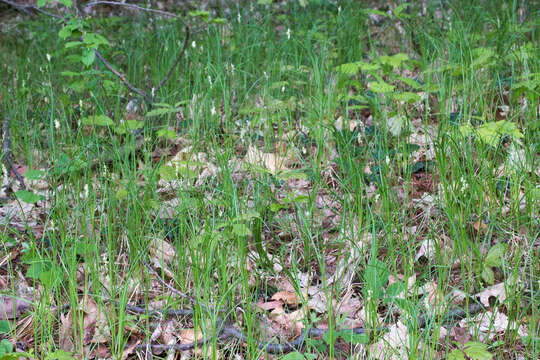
[271,291,300,305]
[244,145,289,174]
[0,295,32,320]
[82,296,110,344]
[475,282,506,307]
[59,311,75,352]
[370,320,411,360]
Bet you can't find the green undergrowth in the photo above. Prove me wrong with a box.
[0,1,538,359]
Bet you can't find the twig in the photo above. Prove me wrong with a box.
[83,1,187,24]
[143,259,199,307]
[154,26,190,95]
[0,0,63,19]
[2,116,26,190]
[93,49,152,104]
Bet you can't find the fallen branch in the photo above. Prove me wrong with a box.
[2,116,26,190]
[83,0,187,24]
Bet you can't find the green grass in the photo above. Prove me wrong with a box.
[0,1,538,359]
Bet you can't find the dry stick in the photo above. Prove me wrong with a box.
[154,25,190,94]
[83,1,188,24]
[0,0,63,19]
[137,260,488,354]
[93,49,151,103]
[142,259,199,306]
[2,116,26,190]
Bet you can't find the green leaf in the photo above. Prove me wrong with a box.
[81,115,114,127]
[387,115,410,136]
[81,48,95,66]
[369,81,395,93]
[64,41,83,49]
[39,264,62,288]
[113,120,144,135]
[46,349,76,360]
[232,223,252,237]
[378,53,409,68]
[460,120,523,147]
[37,0,47,7]
[15,190,44,204]
[158,165,177,181]
[485,244,505,267]
[58,26,73,39]
[84,33,110,48]
[0,321,11,334]
[157,129,177,140]
[481,265,495,285]
[280,352,304,360]
[0,339,13,357]
[363,258,389,300]
[211,18,227,25]
[335,329,370,344]
[334,62,359,75]
[357,61,381,72]
[448,349,466,360]
[385,281,405,298]
[24,169,46,180]
[463,342,493,360]
[393,91,421,103]
[188,10,210,21]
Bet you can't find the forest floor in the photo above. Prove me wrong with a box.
[0,0,538,359]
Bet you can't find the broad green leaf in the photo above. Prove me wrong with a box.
[15,190,44,204]
[334,62,359,75]
[0,339,13,357]
[58,26,73,39]
[157,129,177,139]
[357,61,381,72]
[448,349,466,360]
[463,342,493,360]
[211,18,227,25]
[24,169,46,180]
[378,53,409,68]
[395,75,423,89]
[363,258,389,300]
[47,350,76,360]
[37,0,47,7]
[334,329,370,344]
[158,165,176,181]
[481,266,495,285]
[385,281,405,298]
[84,33,110,48]
[188,10,210,21]
[113,120,144,135]
[0,321,10,334]
[232,223,252,237]
[460,120,523,147]
[369,81,395,93]
[39,264,62,288]
[280,352,304,360]
[387,115,410,136]
[485,244,505,267]
[64,41,83,49]
[81,48,95,66]
[472,47,495,68]
[81,115,114,126]
[394,91,421,103]
[361,8,389,17]
[392,3,411,18]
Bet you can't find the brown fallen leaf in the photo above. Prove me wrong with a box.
[271,291,300,306]
[475,282,506,307]
[0,295,32,320]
